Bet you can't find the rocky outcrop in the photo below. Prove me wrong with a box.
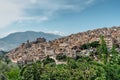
[7,26,120,63]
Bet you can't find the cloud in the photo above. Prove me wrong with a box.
[25,0,95,16]
[0,0,101,29]
[0,0,23,28]
[30,0,37,4]
[86,0,96,4]
[47,30,66,36]
[18,16,48,23]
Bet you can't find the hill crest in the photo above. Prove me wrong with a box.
[7,26,120,63]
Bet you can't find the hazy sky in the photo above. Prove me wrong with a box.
[0,0,120,38]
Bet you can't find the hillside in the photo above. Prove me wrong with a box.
[7,26,120,63]
[0,31,61,51]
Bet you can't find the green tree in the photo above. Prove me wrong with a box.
[20,63,43,80]
[5,68,21,80]
[90,41,100,48]
[109,45,120,64]
[0,60,8,80]
[67,58,78,69]
[97,35,108,64]
[81,43,90,50]
[56,53,67,61]
[42,56,55,66]
[105,64,120,80]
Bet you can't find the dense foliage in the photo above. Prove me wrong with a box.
[80,41,100,50]
[0,36,120,80]
[56,53,67,61]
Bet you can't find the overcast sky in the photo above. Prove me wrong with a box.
[0,0,120,38]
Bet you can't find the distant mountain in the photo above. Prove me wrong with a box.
[0,31,61,51]
[0,50,5,54]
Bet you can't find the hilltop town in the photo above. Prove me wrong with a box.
[7,26,120,64]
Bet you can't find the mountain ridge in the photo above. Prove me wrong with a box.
[0,31,61,51]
